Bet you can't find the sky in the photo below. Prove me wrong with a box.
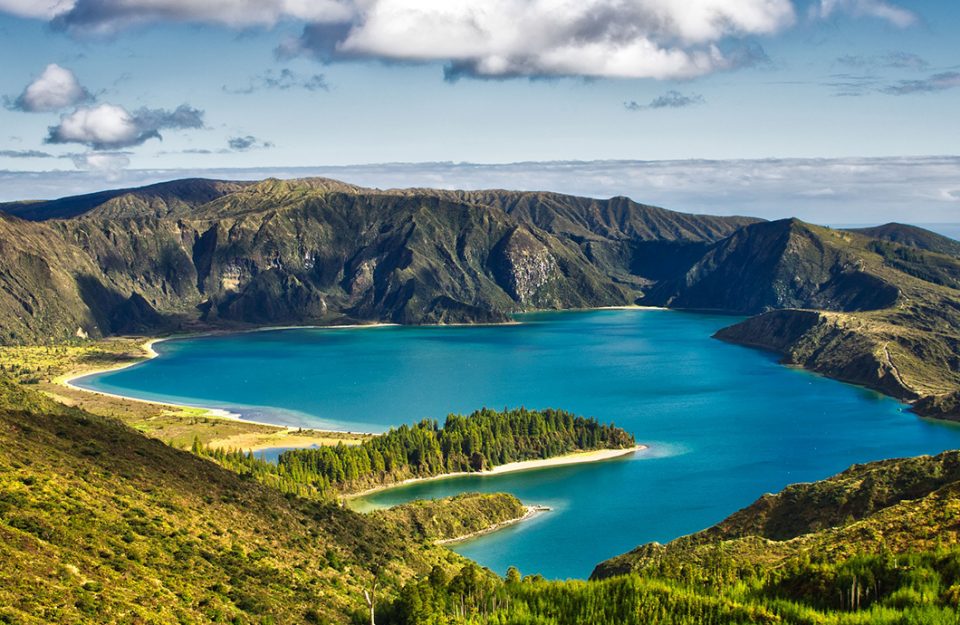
[0,0,958,225]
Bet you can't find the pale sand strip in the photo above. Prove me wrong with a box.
[347,444,648,500]
[437,505,552,545]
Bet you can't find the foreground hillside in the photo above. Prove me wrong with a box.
[2,366,960,623]
[0,376,467,623]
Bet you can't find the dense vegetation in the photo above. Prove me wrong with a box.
[375,548,960,625]
[197,408,635,497]
[370,493,530,543]
[0,375,471,624]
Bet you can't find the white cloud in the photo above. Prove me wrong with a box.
[818,0,917,28]
[46,103,205,149]
[0,0,924,80]
[9,64,90,112]
[328,0,797,79]
[0,0,75,19]
[13,0,796,79]
[49,0,354,33]
[48,104,145,149]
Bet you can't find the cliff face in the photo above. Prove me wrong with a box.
[642,219,901,314]
[714,310,920,401]
[0,178,752,342]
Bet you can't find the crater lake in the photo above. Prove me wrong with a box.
[75,309,960,578]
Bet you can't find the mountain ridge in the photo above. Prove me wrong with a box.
[0,176,958,419]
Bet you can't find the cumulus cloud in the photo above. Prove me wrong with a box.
[284,0,796,80]
[227,135,273,151]
[817,0,917,28]
[45,103,205,149]
[625,90,705,111]
[7,64,91,112]
[0,0,796,80]
[0,0,927,80]
[223,69,328,94]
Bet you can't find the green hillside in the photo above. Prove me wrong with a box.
[0,376,471,624]
[0,177,754,343]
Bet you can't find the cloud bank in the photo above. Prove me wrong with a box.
[1,157,958,227]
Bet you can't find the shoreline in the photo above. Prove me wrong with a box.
[55,308,669,449]
[347,445,647,501]
[54,336,375,450]
[437,505,552,545]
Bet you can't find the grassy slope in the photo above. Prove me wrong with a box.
[0,376,471,624]
[371,493,529,543]
[375,452,960,624]
[703,222,960,417]
[0,339,369,453]
[592,450,960,579]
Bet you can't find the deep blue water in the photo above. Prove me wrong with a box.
[77,310,960,579]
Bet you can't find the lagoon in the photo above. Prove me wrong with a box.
[76,310,960,579]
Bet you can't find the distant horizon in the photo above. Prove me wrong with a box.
[2,155,959,228]
[3,0,958,227]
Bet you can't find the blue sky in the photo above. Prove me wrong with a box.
[0,0,958,224]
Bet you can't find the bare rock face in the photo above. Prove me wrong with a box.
[493,227,559,307]
[348,258,377,296]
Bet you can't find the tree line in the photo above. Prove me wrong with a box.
[372,547,960,625]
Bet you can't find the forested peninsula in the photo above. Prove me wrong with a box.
[196,407,637,498]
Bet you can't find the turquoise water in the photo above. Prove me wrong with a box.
[77,310,960,579]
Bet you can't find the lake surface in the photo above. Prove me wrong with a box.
[77,310,960,579]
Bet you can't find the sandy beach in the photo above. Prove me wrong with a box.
[348,444,648,500]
